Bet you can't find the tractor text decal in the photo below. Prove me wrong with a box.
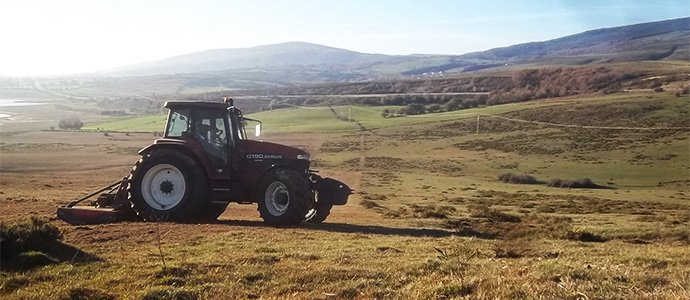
[246,153,283,160]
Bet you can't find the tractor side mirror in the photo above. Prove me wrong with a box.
[255,123,262,137]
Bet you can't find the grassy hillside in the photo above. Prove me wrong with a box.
[82,114,167,132]
[86,91,689,189]
[462,17,689,62]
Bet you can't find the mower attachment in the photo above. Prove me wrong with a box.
[57,177,135,225]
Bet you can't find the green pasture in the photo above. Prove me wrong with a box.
[82,114,167,132]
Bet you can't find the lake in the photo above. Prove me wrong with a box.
[0,99,46,119]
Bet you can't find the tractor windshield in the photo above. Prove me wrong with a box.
[165,109,191,138]
[227,107,261,140]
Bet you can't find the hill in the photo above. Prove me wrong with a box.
[460,17,690,63]
[104,42,399,77]
[103,18,689,79]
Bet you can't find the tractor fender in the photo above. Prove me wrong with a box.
[137,142,218,180]
[310,175,352,206]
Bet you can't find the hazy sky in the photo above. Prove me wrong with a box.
[1,0,687,76]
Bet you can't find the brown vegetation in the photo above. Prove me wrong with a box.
[498,173,538,184]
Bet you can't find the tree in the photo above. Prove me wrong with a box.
[404,103,426,115]
[381,109,390,118]
[444,97,461,111]
[427,104,441,113]
[58,116,83,130]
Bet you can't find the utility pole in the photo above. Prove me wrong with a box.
[348,106,352,122]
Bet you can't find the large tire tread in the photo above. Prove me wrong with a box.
[128,149,207,222]
[257,169,311,225]
[306,197,333,224]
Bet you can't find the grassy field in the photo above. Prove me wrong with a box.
[82,114,168,132]
[1,91,688,299]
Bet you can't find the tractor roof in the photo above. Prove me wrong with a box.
[164,101,229,110]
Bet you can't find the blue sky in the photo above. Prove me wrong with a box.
[1,0,687,76]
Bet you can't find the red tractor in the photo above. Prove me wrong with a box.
[57,98,351,225]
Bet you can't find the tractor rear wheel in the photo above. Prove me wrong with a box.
[128,149,207,221]
[257,169,310,225]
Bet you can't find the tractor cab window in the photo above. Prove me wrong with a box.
[165,109,190,138]
[193,109,229,166]
[193,110,228,146]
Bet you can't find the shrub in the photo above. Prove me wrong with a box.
[1,217,62,260]
[548,178,598,188]
[409,204,456,219]
[468,204,521,223]
[565,229,607,242]
[498,173,537,184]
[404,103,426,115]
[360,199,382,209]
[60,287,116,300]
[381,109,390,118]
[444,98,461,111]
[426,104,442,113]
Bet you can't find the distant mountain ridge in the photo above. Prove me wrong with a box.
[106,42,397,76]
[461,17,689,62]
[104,17,689,78]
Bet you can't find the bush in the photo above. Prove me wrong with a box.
[58,116,83,130]
[1,217,62,260]
[404,103,426,115]
[548,178,598,188]
[468,204,521,223]
[360,199,382,209]
[498,173,537,184]
[426,104,442,113]
[565,229,607,242]
[381,109,390,118]
[60,287,116,300]
[409,204,456,219]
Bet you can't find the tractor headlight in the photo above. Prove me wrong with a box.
[297,154,310,161]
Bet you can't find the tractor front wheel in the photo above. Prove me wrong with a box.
[128,149,207,221]
[305,193,333,224]
[257,169,311,225]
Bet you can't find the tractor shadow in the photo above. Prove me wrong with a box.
[214,220,496,239]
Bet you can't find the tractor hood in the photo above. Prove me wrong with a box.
[238,139,310,162]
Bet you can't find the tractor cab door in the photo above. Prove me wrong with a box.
[191,109,231,174]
